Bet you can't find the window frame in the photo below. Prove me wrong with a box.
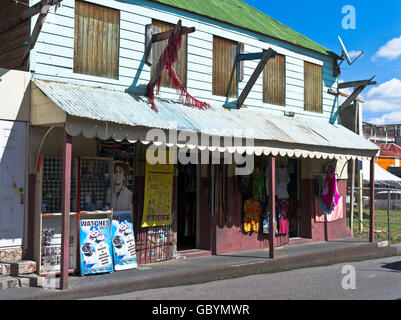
[150,19,188,90]
[73,0,120,79]
[304,61,323,113]
[262,52,286,106]
[212,35,238,98]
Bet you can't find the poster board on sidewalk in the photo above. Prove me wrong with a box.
[112,211,138,271]
[141,151,174,227]
[79,217,114,276]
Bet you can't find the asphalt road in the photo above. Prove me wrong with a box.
[87,256,401,300]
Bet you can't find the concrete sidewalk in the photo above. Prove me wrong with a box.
[1,237,400,300]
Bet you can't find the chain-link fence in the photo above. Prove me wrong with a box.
[347,187,401,243]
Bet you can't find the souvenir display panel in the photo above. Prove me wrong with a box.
[41,156,78,213]
[40,215,77,273]
[80,158,113,212]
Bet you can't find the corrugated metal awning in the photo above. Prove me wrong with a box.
[32,80,379,160]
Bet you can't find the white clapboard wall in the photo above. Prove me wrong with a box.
[29,0,339,120]
[0,120,26,247]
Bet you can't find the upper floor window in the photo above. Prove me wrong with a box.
[73,0,120,79]
[263,53,285,106]
[304,61,322,113]
[212,36,237,98]
[151,19,187,89]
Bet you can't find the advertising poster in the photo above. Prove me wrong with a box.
[112,211,138,271]
[141,155,174,227]
[79,218,113,276]
[99,140,135,212]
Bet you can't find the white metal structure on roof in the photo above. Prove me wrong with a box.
[362,160,401,186]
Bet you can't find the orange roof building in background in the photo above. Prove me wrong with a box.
[372,141,401,171]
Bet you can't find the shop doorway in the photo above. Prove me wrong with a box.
[177,163,197,251]
[287,159,302,238]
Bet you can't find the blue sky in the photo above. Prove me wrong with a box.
[243,0,401,125]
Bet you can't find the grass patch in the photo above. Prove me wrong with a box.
[348,209,401,244]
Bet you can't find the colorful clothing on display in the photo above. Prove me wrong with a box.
[243,199,262,233]
[315,196,344,222]
[262,205,279,235]
[264,164,290,200]
[278,199,289,235]
[276,167,290,199]
[321,166,341,211]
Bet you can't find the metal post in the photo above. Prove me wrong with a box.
[60,128,72,290]
[268,156,275,259]
[358,169,363,233]
[387,188,391,241]
[350,159,355,237]
[369,157,375,243]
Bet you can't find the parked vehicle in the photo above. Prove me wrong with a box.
[363,190,401,210]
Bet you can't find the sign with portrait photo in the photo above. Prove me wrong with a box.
[99,140,135,212]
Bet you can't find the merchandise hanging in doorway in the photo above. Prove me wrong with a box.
[177,164,197,250]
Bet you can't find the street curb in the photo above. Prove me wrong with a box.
[26,243,399,300]
[391,244,401,255]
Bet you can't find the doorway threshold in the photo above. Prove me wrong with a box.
[177,249,212,259]
[288,237,314,246]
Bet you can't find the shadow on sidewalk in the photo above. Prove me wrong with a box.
[381,260,401,272]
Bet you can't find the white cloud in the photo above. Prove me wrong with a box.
[367,78,401,99]
[373,36,401,61]
[362,78,401,124]
[366,111,401,125]
[363,99,400,113]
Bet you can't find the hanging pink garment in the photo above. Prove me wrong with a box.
[278,200,289,235]
[279,218,288,234]
[321,166,341,211]
[315,196,344,222]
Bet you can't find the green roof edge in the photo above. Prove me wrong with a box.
[149,0,342,60]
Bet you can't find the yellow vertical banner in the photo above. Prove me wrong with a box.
[141,150,174,227]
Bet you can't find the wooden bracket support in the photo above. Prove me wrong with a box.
[338,76,376,114]
[236,48,276,108]
[236,52,267,61]
[327,88,365,103]
[0,0,61,35]
[20,0,60,67]
[338,78,376,90]
[145,21,195,66]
